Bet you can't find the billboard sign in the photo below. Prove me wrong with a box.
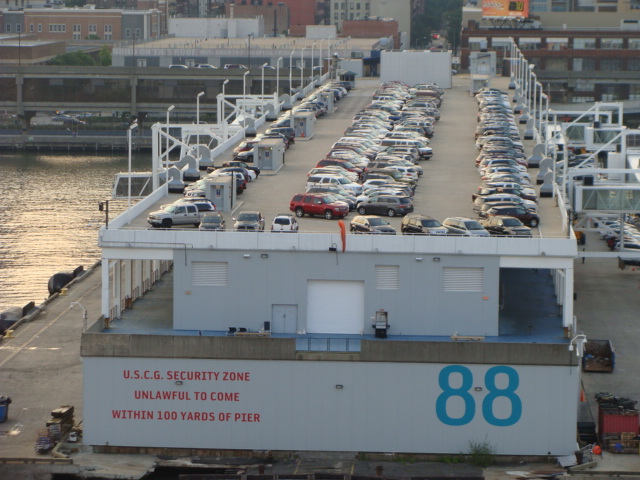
[482,0,529,18]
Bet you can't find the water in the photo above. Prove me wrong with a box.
[0,151,148,312]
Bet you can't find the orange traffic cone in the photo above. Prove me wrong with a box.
[580,389,586,402]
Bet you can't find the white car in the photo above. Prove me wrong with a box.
[271,214,299,233]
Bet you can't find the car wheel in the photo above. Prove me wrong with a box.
[325,210,334,220]
[295,207,304,217]
[530,218,539,228]
[350,227,356,233]
[161,219,172,228]
[387,209,396,217]
[357,206,367,215]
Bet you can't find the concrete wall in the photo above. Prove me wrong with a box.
[381,50,453,88]
[82,354,580,455]
[171,248,500,336]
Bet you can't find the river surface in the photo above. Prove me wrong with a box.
[0,151,148,312]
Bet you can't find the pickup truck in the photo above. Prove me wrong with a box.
[147,203,209,228]
[582,339,615,373]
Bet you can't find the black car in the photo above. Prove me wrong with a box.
[400,214,448,235]
[265,127,295,144]
[480,215,532,237]
[222,160,260,178]
[233,211,265,231]
[485,205,540,227]
[356,195,414,217]
[349,215,396,234]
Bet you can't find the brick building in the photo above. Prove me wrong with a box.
[342,18,398,48]
[461,19,640,103]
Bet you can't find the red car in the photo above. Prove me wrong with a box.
[289,193,349,220]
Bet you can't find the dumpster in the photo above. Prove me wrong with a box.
[0,396,12,423]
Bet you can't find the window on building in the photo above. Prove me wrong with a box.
[468,37,487,51]
[341,2,345,8]
[135,28,141,38]
[334,2,339,9]
[365,2,369,9]
[491,37,512,51]
[575,80,595,91]
[518,37,542,50]
[341,12,345,19]
[600,38,623,49]
[350,12,354,19]
[29,23,34,32]
[125,28,131,38]
[105,33,112,40]
[334,12,339,19]
[6,24,10,32]
[546,37,568,51]
[600,58,623,71]
[628,58,640,71]
[573,38,596,49]
[16,24,21,33]
[630,85,640,101]
[73,32,81,40]
[629,39,640,49]
[350,2,354,8]
[600,84,621,101]
[104,25,112,33]
[73,24,81,33]
[89,24,97,33]
[38,24,42,32]
[546,57,567,71]
[573,58,596,71]
[356,2,360,9]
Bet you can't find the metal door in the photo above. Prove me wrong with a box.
[271,304,298,333]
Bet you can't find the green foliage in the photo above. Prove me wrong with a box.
[436,455,463,464]
[86,34,101,40]
[99,46,112,66]
[411,0,463,49]
[48,51,96,66]
[468,437,496,467]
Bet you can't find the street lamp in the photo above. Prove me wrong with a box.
[243,70,250,112]
[260,62,269,98]
[127,121,138,209]
[311,42,315,80]
[196,91,205,148]
[166,104,174,165]
[247,33,254,69]
[221,79,229,139]
[300,47,306,91]
[289,49,296,94]
[276,56,283,96]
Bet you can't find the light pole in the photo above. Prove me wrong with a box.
[196,91,205,147]
[300,47,306,91]
[243,70,250,112]
[166,104,174,165]
[260,62,269,98]
[127,121,138,209]
[247,33,254,69]
[221,79,229,139]
[276,56,283,96]
[311,42,315,81]
[289,49,295,94]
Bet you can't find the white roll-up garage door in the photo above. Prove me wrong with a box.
[306,280,365,334]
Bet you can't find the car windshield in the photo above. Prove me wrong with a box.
[502,218,523,226]
[323,195,339,203]
[274,217,290,225]
[421,219,441,227]
[368,217,388,226]
[202,216,221,224]
[163,205,179,213]
[237,213,258,221]
[465,221,484,230]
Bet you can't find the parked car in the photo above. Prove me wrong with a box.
[199,212,226,231]
[271,214,299,232]
[485,205,540,227]
[356,195,414,217]
[233,211,265,231]
[400,214,448,235]
[289,193,349,219]
[442,217,490,236]
[350,215,397,234]
[221,160,260,178]
[224,64,248,69]
[480,216,532,237]
[147,203,208,228]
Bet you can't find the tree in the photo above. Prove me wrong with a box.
[411,0,463,49]
[99,45,112,66]
[48,51,96,66]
